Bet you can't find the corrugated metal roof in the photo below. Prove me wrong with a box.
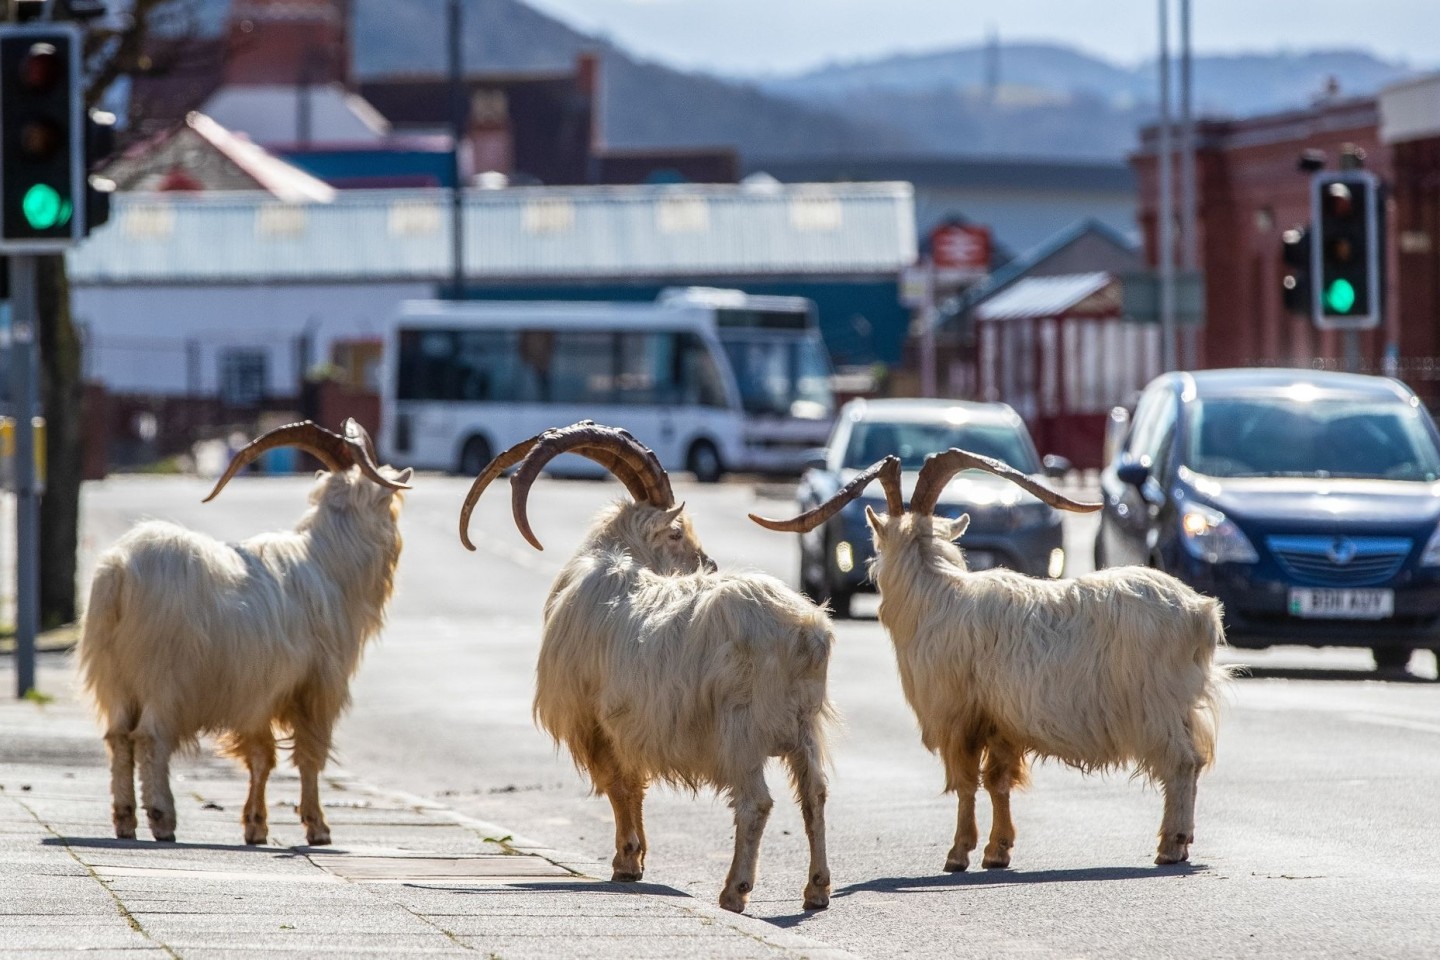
[68,183,916,286]
[974,271,1116,321]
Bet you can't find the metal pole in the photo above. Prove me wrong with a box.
[1178,0,1197,368]
[919,262,937,398]
[10,256,39,698]
[1157,0,1177,372]
[447,0,464,300]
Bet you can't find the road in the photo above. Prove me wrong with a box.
[77,472,1440,959]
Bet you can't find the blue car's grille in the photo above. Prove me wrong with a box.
[1265,535,1412,586]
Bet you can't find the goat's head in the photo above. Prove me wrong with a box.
[204,419,413,518]
[459,421,717,576]
[750,449,1100,571]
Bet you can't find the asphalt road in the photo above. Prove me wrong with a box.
[77,472,1440,959]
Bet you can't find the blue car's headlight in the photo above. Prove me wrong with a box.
[1180,503,1258,564]
[1421,524,1440,566]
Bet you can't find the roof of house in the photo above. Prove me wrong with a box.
[742,155,1137,193]
[68,182,917,286]
[974,272,1118,321]
[104,112,338,203]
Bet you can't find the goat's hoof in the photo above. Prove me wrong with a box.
[1155,849,1190,865]
[305,832,332,847]
[803,888,831,911]
[151,831,176,843]
[982,850,1012,869]
[244,831,268,845]
[719,888,749,914]
[611,869,643,882]
[114,828,136,841]
[943,857,969,873]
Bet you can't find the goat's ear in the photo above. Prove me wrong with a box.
[864,505,887,534]
[658,503,686,528]
[947,513,971,542]
[393,467,414,485]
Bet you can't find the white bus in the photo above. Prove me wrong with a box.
[380,290,835,480]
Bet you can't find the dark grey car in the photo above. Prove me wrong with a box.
[792,398,1071,617]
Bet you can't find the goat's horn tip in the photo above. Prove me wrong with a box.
[747,512,787,530]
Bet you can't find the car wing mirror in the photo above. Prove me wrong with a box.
[802,448,830,472]
[1116,458,1151,488]
[1042,454,1072,479]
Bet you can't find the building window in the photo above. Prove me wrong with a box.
[219,349,268,407]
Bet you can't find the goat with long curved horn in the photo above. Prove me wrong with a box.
[203,418,409,502]
[749,456,903,533]
[458,421,669,551]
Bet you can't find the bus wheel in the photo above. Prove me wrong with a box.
[458,435,492,476]
[686,440,723,483]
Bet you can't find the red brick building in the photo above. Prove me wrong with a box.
[1133,96,1392,376]
[1382,74,1440,402]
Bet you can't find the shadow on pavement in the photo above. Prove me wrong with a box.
[401,879,692,897]
[1230,665,1437,683]
[44,835,319,856]
[830,862,1203,900]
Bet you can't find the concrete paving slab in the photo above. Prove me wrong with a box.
[319,854,575,881]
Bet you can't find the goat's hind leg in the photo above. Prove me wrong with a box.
[785,743,831,911]
[720,767,773,914]
[1155,737,1201,865]
[603,772,648,882]
[236,729,277,845]
[289,712,335,846]
[941,735,982,872]
[133,714,177,842]
[103,707,139,840]
[981,739,1024,869]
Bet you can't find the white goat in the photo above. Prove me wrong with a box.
[459,422,835,914]
[79,419,411,846]
[753,451,1226,869]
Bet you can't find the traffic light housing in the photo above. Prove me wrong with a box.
[0,23,112,250]
[1309,170,1381,329]
[1280,226,1311,316]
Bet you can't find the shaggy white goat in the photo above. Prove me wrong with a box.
[79,419,411,846]
[459,422,835,914]
[753,451,1227,869]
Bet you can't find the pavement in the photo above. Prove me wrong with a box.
[0,653,859,960]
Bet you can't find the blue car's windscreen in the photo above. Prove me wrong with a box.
[842,421,1040,473]
[1185,398,1440,480]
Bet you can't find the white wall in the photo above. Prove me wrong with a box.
[72,282,434,397]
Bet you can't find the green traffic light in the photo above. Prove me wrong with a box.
[1324,278,1357,314]
[21,183,72,230]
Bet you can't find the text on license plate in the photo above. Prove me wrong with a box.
[1288,588,1394,620]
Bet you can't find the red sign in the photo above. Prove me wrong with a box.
[930,223,991,275]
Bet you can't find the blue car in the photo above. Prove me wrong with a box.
[1097,368,1440,672]
[793,398,1072,618]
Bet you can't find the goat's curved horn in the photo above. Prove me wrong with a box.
[749,456,902,532]
[911,448,1101,515]
[510,423,675,551]
[204,421,349,502]
[459,435,544,552]
[341,418,410,492]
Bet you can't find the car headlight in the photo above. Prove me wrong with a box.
[1180,503,1258,564]
[1421,524,1440,566]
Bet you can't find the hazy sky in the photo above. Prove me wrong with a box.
[523,0,1437,76]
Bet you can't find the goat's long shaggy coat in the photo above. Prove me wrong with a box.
[533,501,836,913]
[79,468,405,844]
[870,511,1227,868]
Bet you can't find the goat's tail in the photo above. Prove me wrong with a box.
[1189,596,1231,769]
[77,561,126,708]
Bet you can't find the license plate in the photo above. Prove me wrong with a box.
[1288,588,1394,620]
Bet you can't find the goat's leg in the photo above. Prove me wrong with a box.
[719,768,773,914]
[981,740,1024,869]
[239,730,277,845]
[1155,750,1200,865]
[103,709,139,840]
[133,717,176,842]
[941,739,982,872]
[605,773,648,882]
[785,745,831,911]
[288,707,335,846]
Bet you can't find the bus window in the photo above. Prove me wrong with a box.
[550,331,616,404]
[794,336,836,420]
[679,332,729,408]
[617,332,670,406]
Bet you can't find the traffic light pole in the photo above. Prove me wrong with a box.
[9,254,40,698]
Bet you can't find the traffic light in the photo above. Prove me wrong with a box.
[0,22,102,251]
[1309,170,1381,329]
[1280,226,1310,316]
